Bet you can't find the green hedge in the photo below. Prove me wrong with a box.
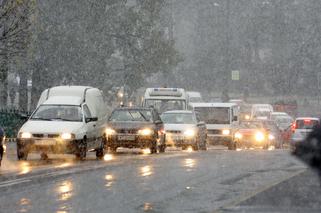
[0,109,29,138]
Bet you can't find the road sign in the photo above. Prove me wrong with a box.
[231,70,240,81]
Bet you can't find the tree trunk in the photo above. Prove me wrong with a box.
[19,71,28,111]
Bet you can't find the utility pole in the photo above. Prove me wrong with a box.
[223,0,231,96]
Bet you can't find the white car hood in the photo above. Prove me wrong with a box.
[19,120,84,134]
[164,123,196,131]
[206,124,231,130]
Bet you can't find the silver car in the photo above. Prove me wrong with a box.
[161,110,207,151]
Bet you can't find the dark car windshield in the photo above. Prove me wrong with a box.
[296,119,319,129]
[109,109,153,122]
[161,113,196,124]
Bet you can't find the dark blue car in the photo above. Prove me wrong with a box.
[0,127,4,166]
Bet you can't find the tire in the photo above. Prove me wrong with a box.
[200,135,207,151]
[96,138,105,160]
[109,146,117,154]
[17,144,28,160]
[228,142,236,150]
[159,144,166,153]
[40,152,49,160]
[150,141,157,154]
[96,148,104,160]
[192,143,199,151]
[76,138,87,161]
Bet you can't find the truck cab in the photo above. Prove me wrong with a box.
[142,88,188,114]
[191,102,239,150]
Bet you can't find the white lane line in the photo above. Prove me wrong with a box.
[0,179,31,188]
[212,169,306,213]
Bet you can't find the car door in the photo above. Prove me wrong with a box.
[82,104,97,149]
[195,112,206,140]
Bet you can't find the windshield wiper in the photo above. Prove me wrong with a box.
[138,111,148,121]
[50,118,79,122]
[31,117,52,121]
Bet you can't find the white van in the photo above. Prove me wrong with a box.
[143,88,188,113]
[186,91,203,103]
[191,102,239,150]
[251,104,273,120]
[17,86,108,160]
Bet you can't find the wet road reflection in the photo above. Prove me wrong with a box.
[19,162,31,175]
[140,165,153,177]
[105,174,114,188]
[184,158,196,171]
[18,198,31,213]
[103,154,114,161]
[57,180,73,201]
[143,202,153,211]
[142,148,151,155]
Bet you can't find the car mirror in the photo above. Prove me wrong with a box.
[155,120,163,125]
[86,117,98,123]
[197,121,205,126]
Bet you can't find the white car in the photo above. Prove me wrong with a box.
[161,110,207,151]
[290,117,320,149]
[271,112,293,131]
[17,86,108,160]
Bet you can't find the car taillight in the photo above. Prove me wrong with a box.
[304,119,312,124]
[291,122,296,132]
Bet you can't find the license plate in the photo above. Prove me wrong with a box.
[172,135,184,140]
[34,140,56,146]
[118,135,135,141]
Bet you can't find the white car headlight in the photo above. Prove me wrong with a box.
[184,129,195,137]
[20,132,32,139]
[255,132,265,142]
[61,133,74,140]
[235,132,242,139]
[105,128,116,135]
[222,129,230,135]
[138,128,153,136]
[268,134,275,140]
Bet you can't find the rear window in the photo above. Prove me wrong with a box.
[296,119,319,129]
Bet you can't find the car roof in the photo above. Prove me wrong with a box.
[113,107,153,111]
[190,102,237,108]
[295,117,319,121]
[42,96,83,105]
[271,112,288,115]
[162,110,193,114]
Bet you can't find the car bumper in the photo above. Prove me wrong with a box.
[236,139,269,147]
[207,134,232,145]
[17,138,77,154]
[106,134,155,148]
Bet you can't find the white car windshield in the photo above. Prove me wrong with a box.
[161,113,196,124]
[31,105,83,122]
[195,107,230,124]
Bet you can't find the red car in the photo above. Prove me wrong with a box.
[234,120,280,149]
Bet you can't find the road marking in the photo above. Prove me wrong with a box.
[0,151,192,188]
[213,169,306,213]
[0,179,31,188]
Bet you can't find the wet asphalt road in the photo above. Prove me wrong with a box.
[0,144,316,213]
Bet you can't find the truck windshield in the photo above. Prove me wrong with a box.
[195,107,230,124]
[31,105,83,122]
[145,99,186,113]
